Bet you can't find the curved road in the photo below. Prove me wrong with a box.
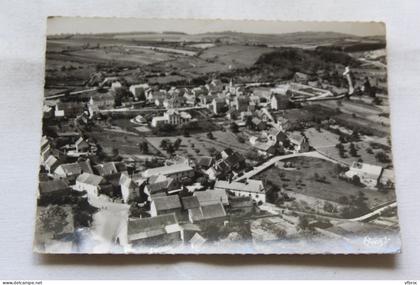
[235,151,338,182]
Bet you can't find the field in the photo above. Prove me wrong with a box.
[146,130,251,159]
[199,45,274,68]
[87,128,160,157]
[303,127,393,167]
[254,156,395,209]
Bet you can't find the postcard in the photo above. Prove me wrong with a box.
[34,17,400,254]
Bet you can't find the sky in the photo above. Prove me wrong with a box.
[47,17,385,37]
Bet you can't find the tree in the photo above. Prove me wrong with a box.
[373,96,382,105]
[297,215,312,232]
[230,122,239,133]
[237,136,245,143]
[182,128,190,137]
[138,142,149,154]
[245,116,253,129]
[349,143,358,157]
[338,195,349,205]
[160,139,170,150]
[352,175,362,186]
[375,151,390,163]
[323,201,336,213]
[350,129,360,142]
[208,147,218,157]
[39,205,69,238]
[207,131,215,140]
[166,143,175,155]
[173,138,182,150]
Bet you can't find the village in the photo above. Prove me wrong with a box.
[35,31,400,254]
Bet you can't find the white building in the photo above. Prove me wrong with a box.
[214,179,266,203]
[142,163,194,180]
[151,109,192,128]
[74,173,106,196]
[120,172,143,203]
[345,161,383,189]
[129,83,149,100]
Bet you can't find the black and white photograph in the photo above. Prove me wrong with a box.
[34,17,400,254]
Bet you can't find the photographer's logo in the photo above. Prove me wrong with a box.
[363,235,391,248]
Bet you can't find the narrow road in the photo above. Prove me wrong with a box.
[349,201,397,222]
[235,151,338,182]
[45,87,100,100]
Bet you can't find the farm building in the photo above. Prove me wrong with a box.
[123,213,182,247]
[142,163,194,181]
[345,161,383,189]
[188,203,227,223]
[193,189,229,206]
[74,173,106,196]
[150,195,182,217]
[214,179,266,204]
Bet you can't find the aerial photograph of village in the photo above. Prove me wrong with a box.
[34,18,401,254]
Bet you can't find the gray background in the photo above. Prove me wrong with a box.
[0,0,419,279]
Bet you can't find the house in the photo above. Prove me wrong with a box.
[214,179,266,204]
[38,180,70,200]
[74,173,107,196]
[111,81,122,91]
[214,149,246,175]
[193,189,229,206]
[293,72,310,84]
[205,79,225,94]
[54,102,85,118]
[197,156,214,170]
[44,155,60,173]
[120,172,144,203]
[233,96,250,112]
[163,94,185,109]
[88,94,115,110]
[270,93,289,110]
[75,137,89,153]
[183,89,197,106]
[345,161,383,189]
[142,163,194,181]
[188,203,227,223]
[275,117,291,132]
[251,117,266,131]
[124,213,182,247]
[205,167,220,181]
[144,175,176,198]
[289,133,310,153]
[151,109,192,128]
[93,162,120,176]
[129,84,149,100]
[54,160,93,181]
[181,196,200,210]
[150,195,182,217]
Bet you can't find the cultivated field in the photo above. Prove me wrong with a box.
[254,156,395,209]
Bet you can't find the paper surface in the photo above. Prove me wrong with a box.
[34,17,400,254]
